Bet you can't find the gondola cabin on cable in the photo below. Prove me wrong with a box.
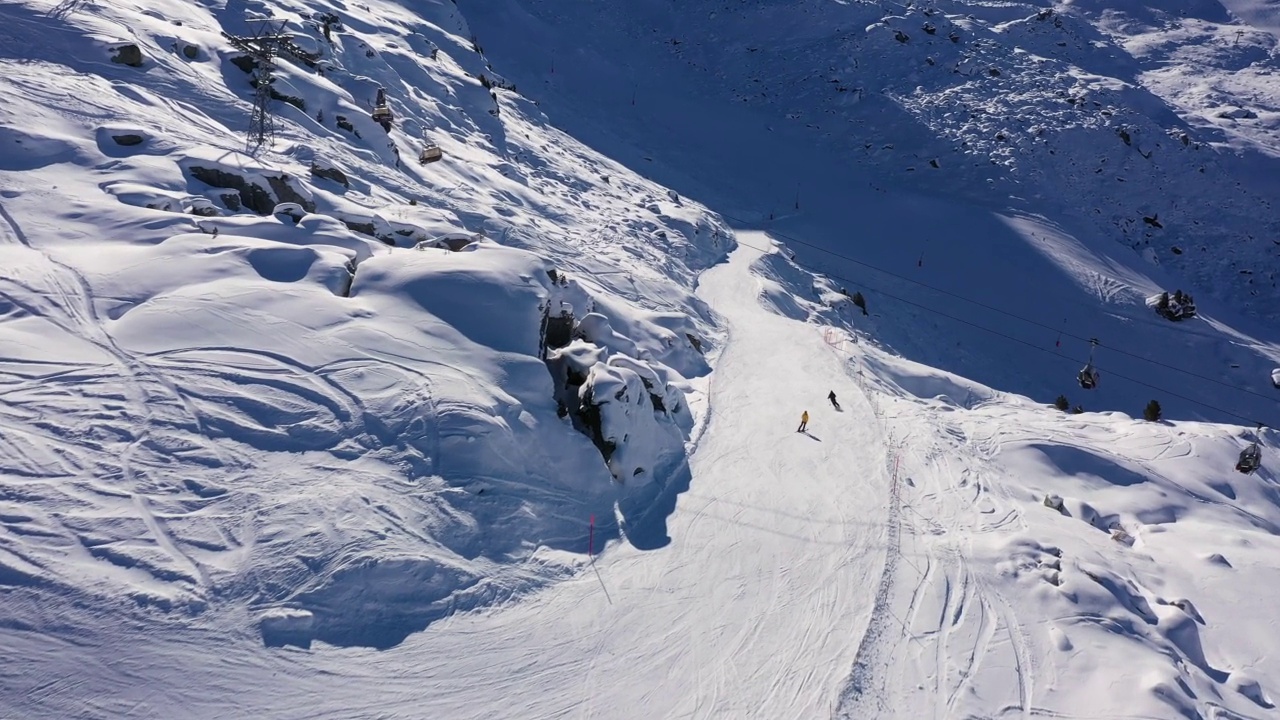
[1237,442,1262,474]
[371,87,393,131]
[419,143,443,164]
[1077,338,1100,390]
[1078,363,1099,390]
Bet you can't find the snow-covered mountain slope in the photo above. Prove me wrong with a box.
[0,0,730,656]
[465,0,1280,428]
[2,0,1280,717]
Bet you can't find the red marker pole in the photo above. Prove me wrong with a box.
[588,515,595,560]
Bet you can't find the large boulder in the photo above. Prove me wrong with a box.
[111,43,145,67]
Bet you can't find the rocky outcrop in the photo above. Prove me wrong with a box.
[187,165,316,215]
[310,161,349,187]
[111,43,144,67]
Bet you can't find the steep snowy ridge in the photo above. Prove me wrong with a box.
[2,0,1280,717]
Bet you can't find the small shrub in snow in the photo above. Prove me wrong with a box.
[852,291,868,315]
[1054,394,1069,411]
[1143,399,1162,422]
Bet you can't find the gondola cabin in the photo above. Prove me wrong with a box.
[1236,443,1262,474]
[419,144,443,164]
[1078,364,1099,390]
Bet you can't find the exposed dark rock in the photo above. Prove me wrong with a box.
[111,44,144,67]
[577,388,615,463]
[342,219,377,236]
[189,166,315,215]
[641,376,666,414]
[335,115,360,137]
[310,162,349,187]
[111,134,145,146]
[230,54,258,74]
[541,307,575,357]
[181,43,199,59]
[249,79,306,112]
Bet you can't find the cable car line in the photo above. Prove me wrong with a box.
[719,212,1280,405]
[725,233,1273,428]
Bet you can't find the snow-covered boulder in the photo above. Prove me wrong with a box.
[547,340,688,483]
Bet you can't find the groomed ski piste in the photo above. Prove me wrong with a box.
[2,0,1280,717]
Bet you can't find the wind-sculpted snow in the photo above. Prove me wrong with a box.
[0,0,729,658]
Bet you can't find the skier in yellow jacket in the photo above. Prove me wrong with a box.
[797,410,809,433]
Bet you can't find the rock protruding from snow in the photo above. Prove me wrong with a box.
[1146,290,1197,321]
[547,340,688,482]
[309,158,350,187]
[110,43,144,67]
[1216,107,1258,120]
[181,149,316,215]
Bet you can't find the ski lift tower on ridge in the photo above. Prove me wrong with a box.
[223,21,294,154]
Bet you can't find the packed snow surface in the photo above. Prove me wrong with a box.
[2,0,1280,716]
